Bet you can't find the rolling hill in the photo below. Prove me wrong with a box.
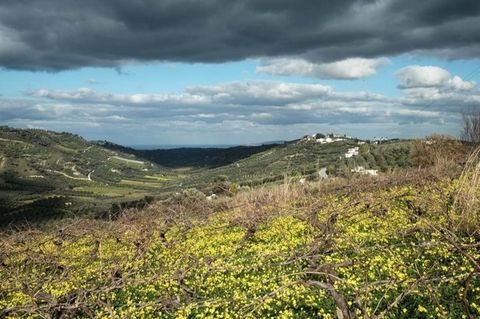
[0,126,175,223]
[100,135,413,191]
[96,140,281,169]
[0,127,464,225]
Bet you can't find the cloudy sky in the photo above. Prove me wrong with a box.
[1,0,480,145]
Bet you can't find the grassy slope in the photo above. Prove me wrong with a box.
[1,167,479,318]
[0,127,176,222]
[181,138,412,190]
[100,138,412,188]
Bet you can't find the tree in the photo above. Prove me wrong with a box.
[461,110,480,143]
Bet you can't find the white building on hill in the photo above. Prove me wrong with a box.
[345,147,359,158]
[302,133,345,144]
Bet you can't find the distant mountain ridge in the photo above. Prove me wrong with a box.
[96,140,283,169]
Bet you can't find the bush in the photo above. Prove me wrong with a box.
[410,135,465,171]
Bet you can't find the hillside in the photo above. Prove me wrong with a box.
[180,136,412,191]
[100,135,414,191]
[0,127,176,223]
[0,127,467,225]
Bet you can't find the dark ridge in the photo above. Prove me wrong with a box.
[96,141,283,169]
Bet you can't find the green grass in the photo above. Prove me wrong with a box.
[53,144,79,154]
[74,185,136,197]
[144,174,177,181]
[119,179,165,188]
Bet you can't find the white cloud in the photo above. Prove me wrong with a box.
[257,57,390,79]
[188,81,332,105]
[30,88,210,106]
[9,77,480,144]
[88,79,103,85]
[30,82,333,108]
[446,75,476,91]
[396,65,475,90]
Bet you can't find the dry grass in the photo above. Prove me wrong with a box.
[454,146,480,235]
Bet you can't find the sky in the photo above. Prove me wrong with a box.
[1,0,480,145]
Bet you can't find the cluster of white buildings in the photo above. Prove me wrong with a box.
[303,133,346,144]
[344,147,359,158]
[316,137,345,144]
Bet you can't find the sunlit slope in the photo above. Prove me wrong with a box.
[184,138,412,188]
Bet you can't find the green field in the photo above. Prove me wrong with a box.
[74,185,137,197]
[119,179,165,188]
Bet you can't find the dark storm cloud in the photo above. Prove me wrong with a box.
[0,0,479,70]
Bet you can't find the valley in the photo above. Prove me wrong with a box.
[0,127,419,225]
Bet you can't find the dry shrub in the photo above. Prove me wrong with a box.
[224,169,441,230]
[126,188,229,225]
[227,180,308,224]
[453,146,480,235]
[410,135,467,177]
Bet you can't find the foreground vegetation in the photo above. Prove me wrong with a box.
[1,127,478,318]
[1,153,479,318]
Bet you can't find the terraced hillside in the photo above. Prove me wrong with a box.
[101,136,414,192]
[0,127,177,223]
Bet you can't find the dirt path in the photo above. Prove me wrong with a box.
[47,169,91,181]
[83,145,93,153]
[109,156,144,165]
[0,137,29,144]
[87,170,95,181]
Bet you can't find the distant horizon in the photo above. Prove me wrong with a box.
[2,124,431,150]
[127,141,288,150]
